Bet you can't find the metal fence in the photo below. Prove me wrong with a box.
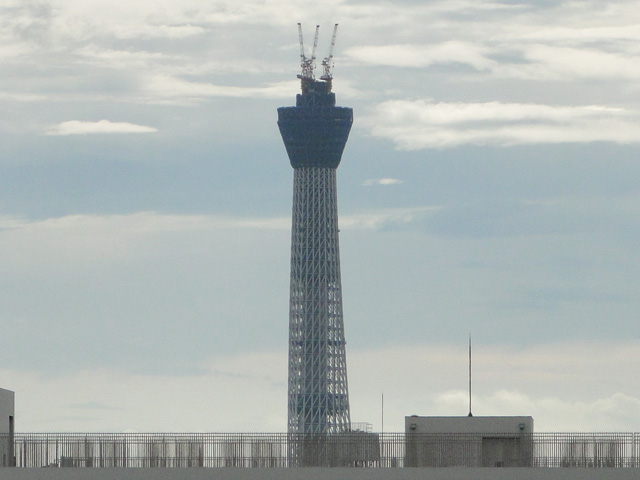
[3,432,640,468]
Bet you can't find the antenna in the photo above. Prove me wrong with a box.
[468,335,473,417]
[381,391,385,461]
[381,392,384,435]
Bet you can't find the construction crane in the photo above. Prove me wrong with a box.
[320,24,339,81]
[298,23,319,80]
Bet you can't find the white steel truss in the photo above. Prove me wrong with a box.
[288,167,351,435]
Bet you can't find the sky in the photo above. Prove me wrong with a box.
[1,0,640,433]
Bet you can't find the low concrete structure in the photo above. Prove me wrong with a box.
[405,416,534,467]
[1,467,640,480]
[0,388,15,467]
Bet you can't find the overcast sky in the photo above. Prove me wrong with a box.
[1,0,640,433]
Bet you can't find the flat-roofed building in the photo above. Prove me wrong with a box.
[0,388,14,467]
[405,415,534,467]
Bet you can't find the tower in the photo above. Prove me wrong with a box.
[277,24,352,435]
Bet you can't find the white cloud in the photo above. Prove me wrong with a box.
[0,212,291,281]
[112,23,206,40]
[45,0,336,43]
[365,100,640,149]
[141,75,297,104]
[339,6,640,83]
[508,24,640,45]
[345,42,497,71]
[0,91,46,102]
[497,44,640,81]
[340,207,436,230]
[74,45,172,68]
[0,208,449,257]
[363,178,404,186]
[45,120,158,135]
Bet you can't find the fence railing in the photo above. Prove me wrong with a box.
[3,432,640,468]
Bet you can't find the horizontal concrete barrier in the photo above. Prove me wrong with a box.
[2,468,640,480]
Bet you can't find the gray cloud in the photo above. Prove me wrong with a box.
[5,0,53,45]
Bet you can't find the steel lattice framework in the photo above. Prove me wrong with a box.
[288,167,349,434]
[278,74,353,435]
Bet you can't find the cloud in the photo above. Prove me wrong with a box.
[1,211,639,432]
[431,390,640,432]
[3,0,53,45]
[45,120,158,135]
[43,0,327,44]
[6,340,640,432]
[74,45,173,69]
[0,212,290,273]
[348,341,640,432]
[0,212,290,234]
[339,7,640,83]
[112,23,206,40]
[0,212,293,375]
[363,178,404,186]
[0,91,46,102]
[364,100,640,149]
[141,76,297,104]
[339,207,437,230]
[2,0,640,437]
[508,24,640,44]
[0,350,286,431]
[345,42,497,70]
[497,44,640,81]
[66,401,123,411]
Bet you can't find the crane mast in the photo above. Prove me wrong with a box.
[297,23,339,87]
[298,23,319,80]
[321,24,339,81]
[310,25,320,68]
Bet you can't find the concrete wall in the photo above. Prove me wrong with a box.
[0,388,15,467]
[1,468,639,480]
[405,415,534,434]
[0,388,14,433]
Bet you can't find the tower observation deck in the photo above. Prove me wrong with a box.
[277,24,353,436]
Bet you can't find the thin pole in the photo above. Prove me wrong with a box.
[468,335,473,417]
[381,392,384,434]
[381,392,384,465]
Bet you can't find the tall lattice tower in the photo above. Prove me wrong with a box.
[277,24,352,435]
